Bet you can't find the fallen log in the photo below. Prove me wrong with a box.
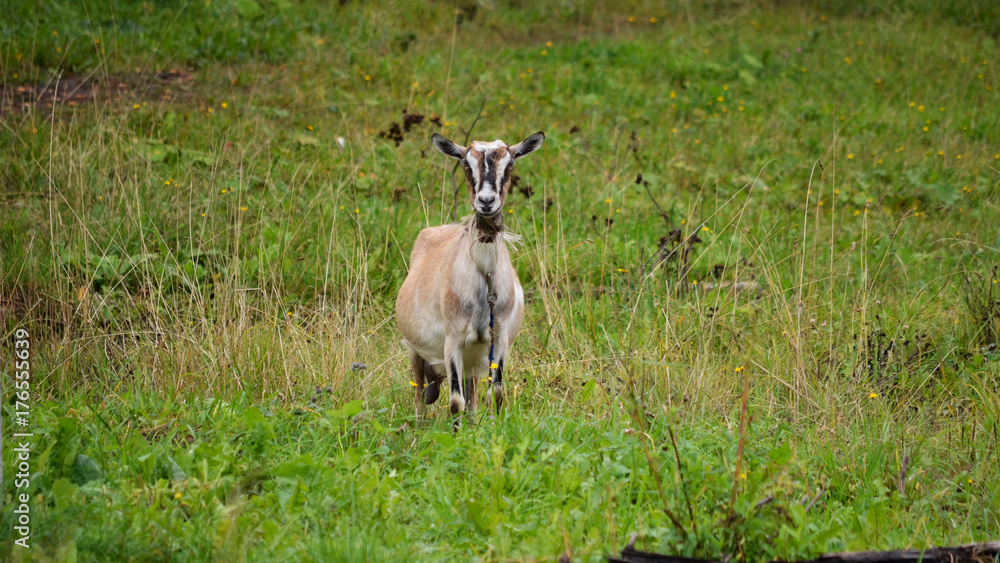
[609,537,1000,563]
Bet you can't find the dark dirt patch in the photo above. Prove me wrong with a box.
[378,108,440,146]
[0,70,195,117]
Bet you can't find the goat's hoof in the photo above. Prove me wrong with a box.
[423,380,440,404]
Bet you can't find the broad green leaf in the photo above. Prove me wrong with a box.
[51,478,79,510]
[341,399,363,419]
[70,454,103,485]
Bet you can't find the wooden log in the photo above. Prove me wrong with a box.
[609,541,1000,563]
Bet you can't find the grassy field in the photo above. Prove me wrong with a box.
[2,0,999,561]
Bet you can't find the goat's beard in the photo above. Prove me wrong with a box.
[472,210,504,240]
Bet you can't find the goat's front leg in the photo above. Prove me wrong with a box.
[444,337,465,430]
[409,349,427,419]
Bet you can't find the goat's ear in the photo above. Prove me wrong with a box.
[510,131,545,160]
[432,134,467,160]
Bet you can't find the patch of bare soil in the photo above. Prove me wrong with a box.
[0,69,195,117]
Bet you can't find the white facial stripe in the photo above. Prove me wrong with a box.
[496,153,511,188]
[466,152,481,188]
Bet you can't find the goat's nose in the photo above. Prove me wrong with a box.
[477,194,496,207]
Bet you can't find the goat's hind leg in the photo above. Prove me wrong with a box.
[486,357,505,414]
[410,350,442,420]
[409,349,427,419]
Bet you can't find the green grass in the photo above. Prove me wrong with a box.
[2,1,999,561]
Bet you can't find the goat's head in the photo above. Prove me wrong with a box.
[432,131,545,218]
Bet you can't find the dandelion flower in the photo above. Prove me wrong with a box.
[869,392,878,398]
[735,366,744,372]
[490,362,498,370]
[174,492,182,500]
[409,381,418,387]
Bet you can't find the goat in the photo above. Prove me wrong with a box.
[395,131,545,426]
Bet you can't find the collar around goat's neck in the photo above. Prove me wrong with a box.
[470,213,504,244]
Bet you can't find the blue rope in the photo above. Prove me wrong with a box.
[488,308,495,364]
[486,273,496,369]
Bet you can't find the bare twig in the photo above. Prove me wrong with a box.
[804,487,827,513]
[896,454,910,497]
[669,426,697,536]
[642,176,675,232]
[727,366,750,519]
